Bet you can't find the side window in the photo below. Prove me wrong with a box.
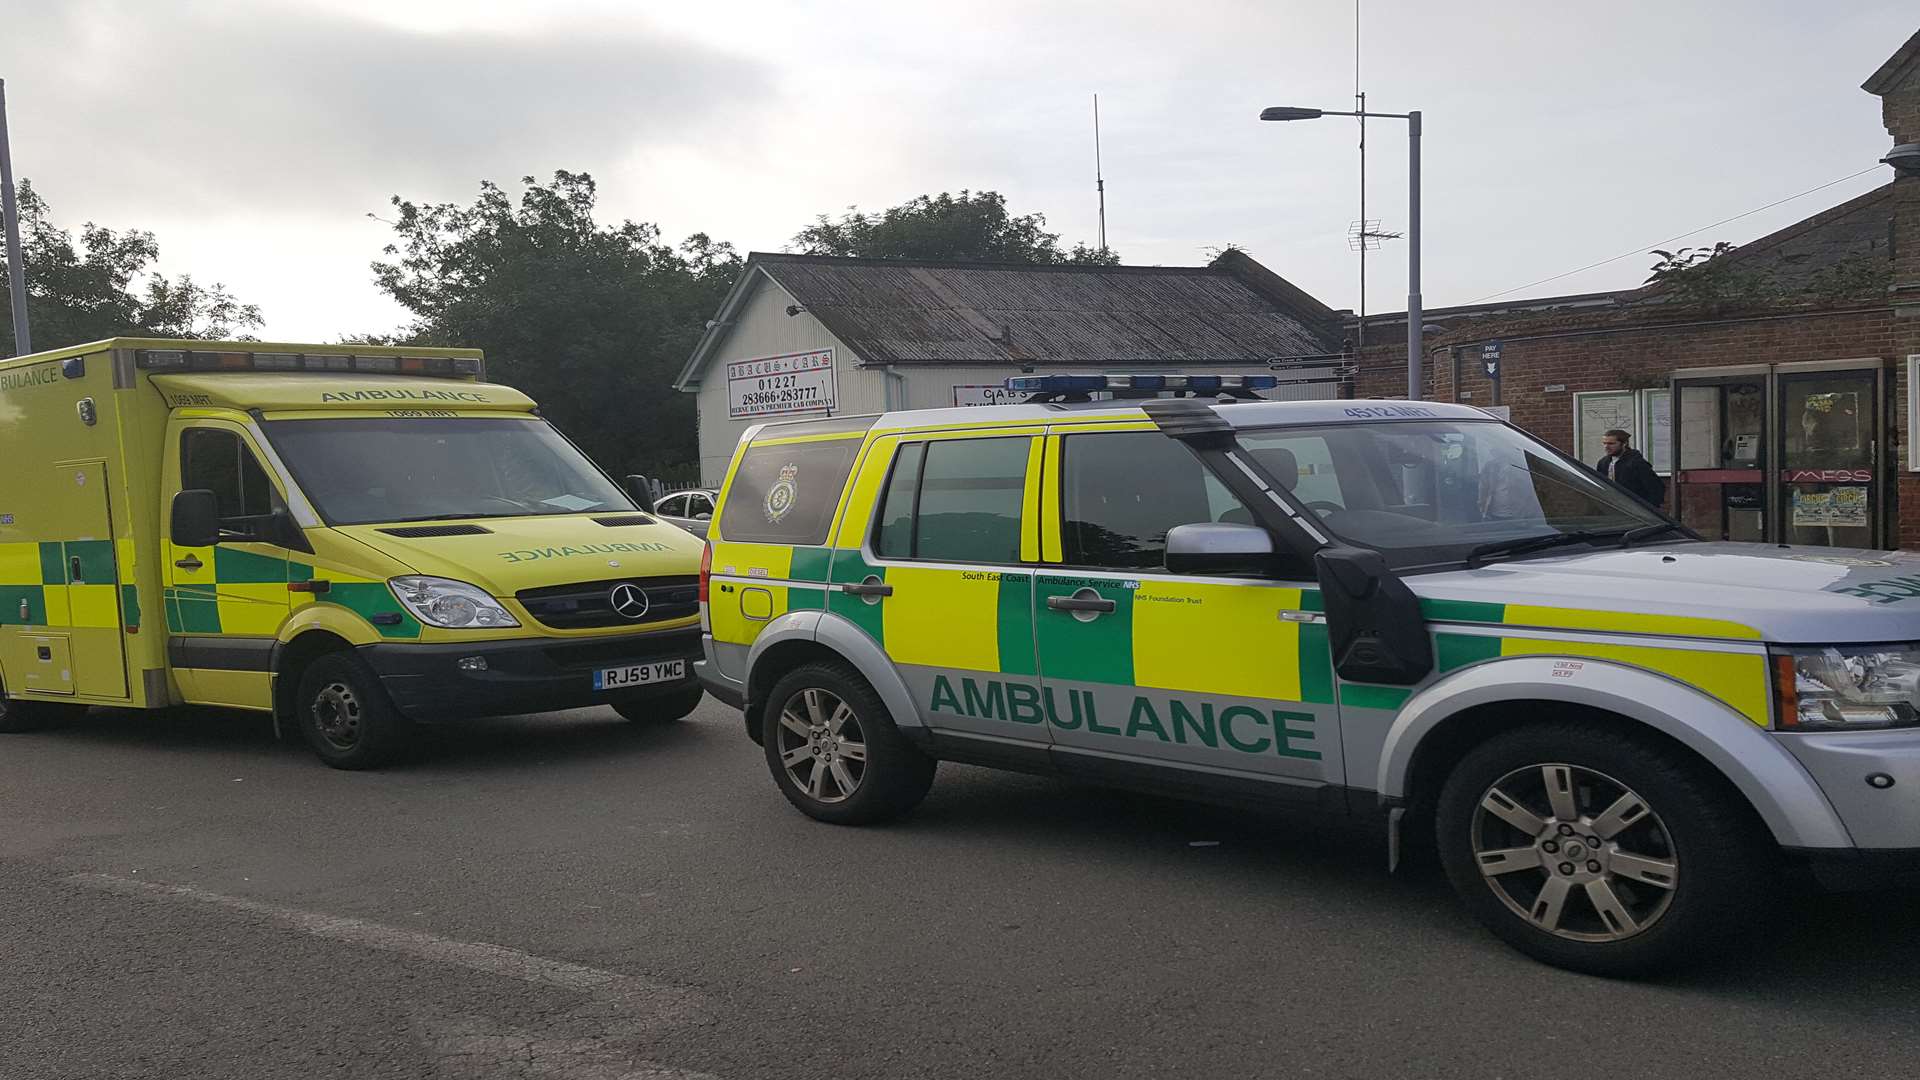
[689,492,714,518]
[1061,431,1253,569]
[714,438,863,545]
[874,443,926,558]
[656,493,686,517]
[872,437,1029,564]
[181,428,277,523]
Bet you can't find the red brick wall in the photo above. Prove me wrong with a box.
[1882,44,1920,549]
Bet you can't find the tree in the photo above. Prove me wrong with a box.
[369,171,740,480]
[1643,243,1775,312]
[1,180,260,355]
[793,190,1118,264]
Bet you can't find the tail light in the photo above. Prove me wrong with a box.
[698,542,712,604]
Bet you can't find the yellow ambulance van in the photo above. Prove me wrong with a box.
[0,338,706,768]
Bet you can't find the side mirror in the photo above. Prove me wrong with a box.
[694,511,711,521]
[1165,522,1274,575]
[1314,545,1433,686]
[623,474,657,514]
[170,489,221,549]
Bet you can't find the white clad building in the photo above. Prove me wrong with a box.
[672,250,1349,485]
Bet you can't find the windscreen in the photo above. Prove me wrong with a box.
[1235,420,1671,569]
[261,416,634,526]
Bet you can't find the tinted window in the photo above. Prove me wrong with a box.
[656,493,686,517]
[1061,432,1251,569]
[873,437,1030,564]
[874,443,925,559]
[182,428,275,521]
[689,492,714,517]
[715,438,863,545]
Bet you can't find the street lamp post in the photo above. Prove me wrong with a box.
[1261,105,1422,400]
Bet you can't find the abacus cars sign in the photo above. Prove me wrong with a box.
[726,349,837,419]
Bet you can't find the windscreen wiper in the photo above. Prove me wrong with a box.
[1466,529,1620,569]
[1617,522,1688,548]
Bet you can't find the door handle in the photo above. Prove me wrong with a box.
[839,578,892,599]
[1047,594,1117,614]
[70,556,83,584]
[174,555,203,571]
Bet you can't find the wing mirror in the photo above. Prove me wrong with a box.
[1165,522,1274,575]
[170,489,221,549]
[623,474,657,514]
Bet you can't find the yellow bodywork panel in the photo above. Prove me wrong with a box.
[881,565,1006,671]
[1499,637,1771,725]
[1133,580,1307,701]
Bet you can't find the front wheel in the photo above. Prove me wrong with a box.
[1435,722,1772,977]
[614,686,704,723]
[295,652,414,770]
[762,662,935,825]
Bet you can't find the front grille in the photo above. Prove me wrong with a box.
[516,575,698,630]
[379,523,493,537]
[543,631,700,670]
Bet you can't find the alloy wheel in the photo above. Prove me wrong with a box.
[1471,763,1680,942]
[774,687,867,804]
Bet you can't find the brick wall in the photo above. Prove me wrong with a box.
[1880,36,1920,548]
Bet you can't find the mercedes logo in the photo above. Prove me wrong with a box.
[608,582,650,621]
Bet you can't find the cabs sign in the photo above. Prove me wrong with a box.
[727,349,837,419]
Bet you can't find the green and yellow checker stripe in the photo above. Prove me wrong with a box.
[162,547,420,640]
[0,540,130,630]
[1425,598,1770,725]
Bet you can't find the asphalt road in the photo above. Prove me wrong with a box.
[2,698,1916,1080]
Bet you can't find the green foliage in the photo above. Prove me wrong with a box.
[1,180,260,355]
[1806,253,1892,303]
[793,190,1117,265]
[1643,242,1778,312]
[369,171,740,480]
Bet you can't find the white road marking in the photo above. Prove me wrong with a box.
[70,873,718,1080]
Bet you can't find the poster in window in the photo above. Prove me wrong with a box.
[1642,389,1672,474]
[1791,489,1833,526]
[1829,486,1869,527]
[1575,392,1637,465]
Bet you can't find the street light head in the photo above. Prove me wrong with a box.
[1260,107,1323,122]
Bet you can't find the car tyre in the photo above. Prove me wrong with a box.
[762,661,935,825]
[1435,721,1772,977]
[295,651,414,770]
[614,686,704,723]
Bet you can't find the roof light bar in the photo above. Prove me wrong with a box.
[1004,373,1280,394]
[134,348,483,380]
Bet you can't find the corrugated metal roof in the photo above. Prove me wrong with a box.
[679,253,1343,386]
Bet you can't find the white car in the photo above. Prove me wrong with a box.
[653,488,718,537]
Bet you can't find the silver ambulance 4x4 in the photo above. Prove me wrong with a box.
[695,378,1919,975]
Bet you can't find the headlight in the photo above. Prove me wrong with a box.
[388,576,520,629]
[1773,645,1920,731]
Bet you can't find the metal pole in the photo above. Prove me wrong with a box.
[0,79,30,355]
[1405,110,1422,400]
[1093,93,1107,256]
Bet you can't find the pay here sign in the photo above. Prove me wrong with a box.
[727,349,837,419]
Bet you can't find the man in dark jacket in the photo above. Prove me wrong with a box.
[1594,429,1664,507]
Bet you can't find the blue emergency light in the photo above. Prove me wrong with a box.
[1003,373,1280,394]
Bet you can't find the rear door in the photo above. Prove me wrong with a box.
[1034,426,1342,805]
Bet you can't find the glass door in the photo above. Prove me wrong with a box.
[1671,370,1770,542]
[1776,364,1884,549]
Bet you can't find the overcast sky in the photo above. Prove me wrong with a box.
[1,0,1913,342]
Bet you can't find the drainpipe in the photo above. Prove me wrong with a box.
[881,365,908,412]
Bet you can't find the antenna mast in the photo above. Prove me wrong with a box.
[1355,3,1364,354]
[1094,93,1108,256]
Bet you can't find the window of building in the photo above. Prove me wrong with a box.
[1060,431,1252,569]
[872,437,1030,564]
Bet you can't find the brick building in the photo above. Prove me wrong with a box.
[1353,28,1920,550]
